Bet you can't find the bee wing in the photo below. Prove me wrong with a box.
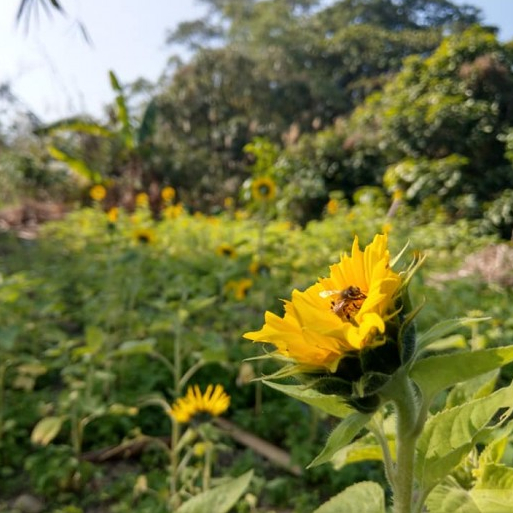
[319,290,340,298]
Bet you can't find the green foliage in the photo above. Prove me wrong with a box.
[312,481,385,513]
[175,470,253,513]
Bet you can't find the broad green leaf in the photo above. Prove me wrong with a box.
[409,346,513,402]
[308,412,371,468]
[425,482,480,513]
[175,469,253,513]
[445,371,498,409]
[31,416,65,446]
[312,481,385,513]
[113,339,157,356]
[472,464,513,512]
[415,317,489,354]
[332,433,396,469]
[262,380,353,418]
[415,383,513,489]
[137,99,157,145]
[47,145,102,183]
[35,117,113,137]
[431,466,513,513]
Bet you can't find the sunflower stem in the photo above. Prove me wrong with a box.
[389,373,420,513]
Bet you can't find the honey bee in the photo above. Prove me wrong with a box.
[320,285,367,321]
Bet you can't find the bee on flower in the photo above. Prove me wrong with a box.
[244,234,422,412]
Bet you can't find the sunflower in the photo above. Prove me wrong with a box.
[161,186,176,203]
[132,227,156,245]
[135,192,149,207]
[225,278,253,300]
[216,243,237,259]
[326,198,339,216]
[243,234,402,373]
[90,184,107,201]
[106,207,119,223]
[163,203,185,219]
[251,177,276,201]
[168,384,230,424]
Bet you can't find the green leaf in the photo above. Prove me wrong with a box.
[31,416,65,446]
[415,383,513,490]
[262,380,354,418]
[175,470,253,513]
[415,317,489,355]
[425,482,480,513]
[331,431,396,470]
[308,412,371,468]
[113,339,157,356]
[35,117,113,137]
[312,481,385,513]
[137,99,157,145]
[47,145,102,183]
[409,346,513,402]
[445,371,499,409]
[472,464,513,512]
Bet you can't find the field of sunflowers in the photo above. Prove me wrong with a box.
[1,185,513,513]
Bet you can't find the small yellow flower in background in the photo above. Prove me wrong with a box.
[251,176,276,201]
[107,207,119,223]
[161,186,176,203]
[326,198,339,216]
[163,203,185,219]
[392,189,404,201]
[235,209,249,220]
[216,243,237,259]
[224,197,235,209]
[168,384,230,424]
[225,278,253,300]
[132,227,156,245]
[135,192,149,207]
[90,184,107,201]
[249,260,270,276]
[382,222,392,235]
[244,234,402,372]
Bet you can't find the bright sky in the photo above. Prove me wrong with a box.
[1,0,512,123]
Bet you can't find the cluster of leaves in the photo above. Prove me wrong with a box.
[0,193,513,511]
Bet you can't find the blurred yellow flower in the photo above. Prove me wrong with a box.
[168,384,230,424]
[90,185,107,201]
[216,243,237,259]
[244,234,402,372]
[249,260,269,276]
[326,198,339,215]
[163,203,185,219]
[107,207,119,223]
[251,177,276,201]
[234,209,249,220]
[225,278,253,300]
[135,192,149,207]
[161,186,176,203]
[224,197,235,209]
[132,227,156,245]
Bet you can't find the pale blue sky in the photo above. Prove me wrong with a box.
[1,0,512,122]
